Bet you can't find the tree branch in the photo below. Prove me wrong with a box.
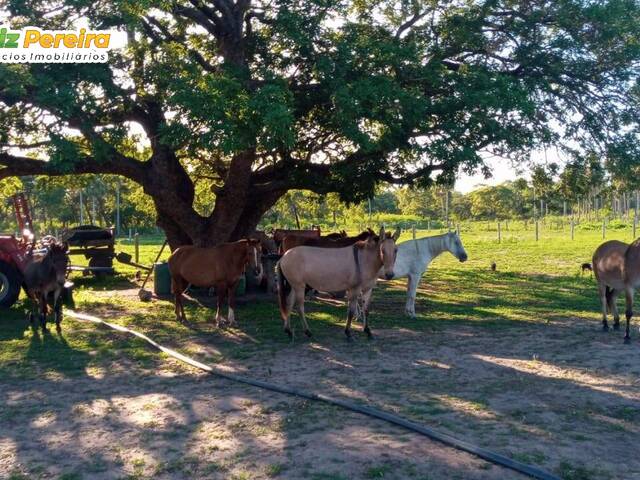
[0,152,147,183]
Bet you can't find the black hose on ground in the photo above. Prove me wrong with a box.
[67,310,560,480]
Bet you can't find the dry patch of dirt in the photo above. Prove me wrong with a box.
[3,303,640,479]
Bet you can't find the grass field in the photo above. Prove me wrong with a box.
[2,224,640,479]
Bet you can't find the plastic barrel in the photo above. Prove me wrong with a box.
[154,262,172,295]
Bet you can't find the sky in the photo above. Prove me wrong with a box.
[454,148,565,193]
[455,157,519,193]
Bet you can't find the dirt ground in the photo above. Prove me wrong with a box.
[2,286,640,480]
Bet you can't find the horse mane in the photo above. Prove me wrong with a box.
[353,235,380,250]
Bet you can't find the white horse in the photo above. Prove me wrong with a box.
[384,232,468,317]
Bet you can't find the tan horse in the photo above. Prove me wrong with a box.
[168,239,263,326]
[276,227,400,340]
[592,239,640,343]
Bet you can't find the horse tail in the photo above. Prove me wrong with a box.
[605,286,615,308]
[276,261,291,319]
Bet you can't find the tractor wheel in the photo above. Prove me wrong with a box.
[0,261,21,309]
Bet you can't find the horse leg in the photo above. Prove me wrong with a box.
[227,282,238,327]
[283,289,296,339]
[215,284,228,327]
[624,287,634,344]
[27,292,35,326]
[39,293,48,333]
[362,288,374,339]
[345,292,358,341]
[609,289,621,330]
[172,276,186,322]
[295,288,312,338]
[54,290,63,333]
[405,273,420,317]
[598,283,609,331]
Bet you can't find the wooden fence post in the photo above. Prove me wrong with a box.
[602,219,606,239]
[497,222,501,243]
[456,223,460,236]
[412,224,416,240]
[634,217,637,240]
[570,219,574,240]
[134,233,140,264]
[535,221,539,241]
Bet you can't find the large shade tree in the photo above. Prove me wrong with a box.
[1,0,639,247]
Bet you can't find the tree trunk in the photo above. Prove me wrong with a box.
[146,150,284,250]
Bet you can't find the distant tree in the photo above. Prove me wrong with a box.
[450,191,473,221]
[396,187,441,218]
[468,185,519,220]
[371,190,399,214]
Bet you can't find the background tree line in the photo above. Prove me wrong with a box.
[2,153,639,235]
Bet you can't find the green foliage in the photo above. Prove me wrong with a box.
[2,0,640,216]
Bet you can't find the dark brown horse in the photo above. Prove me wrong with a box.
[281,229,375,253]
[169,239,263,326]
[24,241,70,333]
[324,230,348,240]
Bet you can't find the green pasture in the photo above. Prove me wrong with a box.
[1,223,628,378]
[2,222,639,479]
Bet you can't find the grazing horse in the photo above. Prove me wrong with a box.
[23,241,70,333]
[168,239,263,326]
[277,227,400,340]
[281,229,375,253]
[592,239,640,343]
[383,232,468,317]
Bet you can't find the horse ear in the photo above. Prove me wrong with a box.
[379,226,385,240]
[392,227,401,241]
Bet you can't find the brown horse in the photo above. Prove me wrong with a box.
[276,227,400,340]
[169,239,263,326]
[592,239,640,343]
[281,229,375,253]
[23,241,70,333]
[273,228,320,247]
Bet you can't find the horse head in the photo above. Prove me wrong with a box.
[377,226,401,280]
[246,238,264,280]
[48,241,70,285]
[445,232,468,262]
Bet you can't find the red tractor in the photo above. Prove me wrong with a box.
[0,193,35,308]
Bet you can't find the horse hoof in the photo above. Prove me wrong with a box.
[624,336,631,344]
[613,323,621,331]
[284,328,293,339]
[602,324,609,332]
[304,329,313,338]
[345,334,354,343]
